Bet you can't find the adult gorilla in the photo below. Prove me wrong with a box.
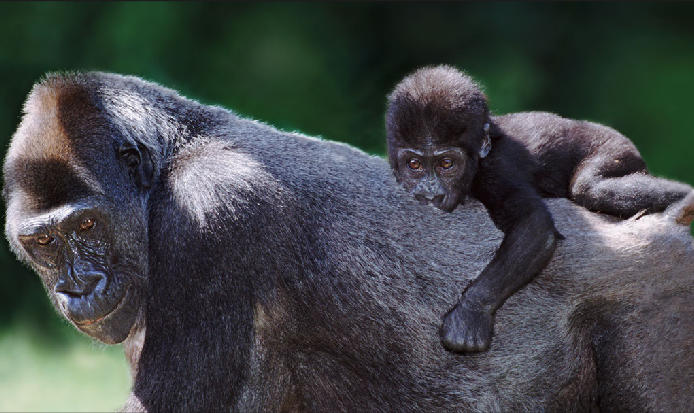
[4,72,694,412]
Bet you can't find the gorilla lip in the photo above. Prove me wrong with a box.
[72,283,132,327]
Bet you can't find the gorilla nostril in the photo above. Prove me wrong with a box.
[56,273,104,297]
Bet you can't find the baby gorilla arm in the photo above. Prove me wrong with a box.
[442,159,560,352]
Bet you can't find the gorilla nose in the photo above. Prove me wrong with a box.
[56,272,104,297]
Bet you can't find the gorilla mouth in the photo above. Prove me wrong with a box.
[73,284,132,327]
[56,277,139,344]
[57,275,122,322]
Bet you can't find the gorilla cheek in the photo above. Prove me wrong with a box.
[436,190,465,212]
[68,283,141,344]
[73,285,141,344]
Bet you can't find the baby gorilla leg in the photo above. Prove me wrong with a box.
[571,151,693,218]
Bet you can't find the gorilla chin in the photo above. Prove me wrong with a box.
[56,280,141,345]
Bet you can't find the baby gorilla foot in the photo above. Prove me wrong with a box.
[441,301,494,353]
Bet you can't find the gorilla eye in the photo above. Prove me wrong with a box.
[36,234,54,245]
[120,148,140,167]
[407,158,422,170]
[439,159,453,169]
[79,218,96,231]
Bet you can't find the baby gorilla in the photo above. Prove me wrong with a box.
[386,65,693,353]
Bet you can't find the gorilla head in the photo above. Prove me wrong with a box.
[3,74,159,344]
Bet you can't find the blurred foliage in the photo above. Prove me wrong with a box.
[1,1,694,336]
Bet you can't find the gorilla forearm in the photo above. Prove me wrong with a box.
[442,203,559,352]
[464,213,559,309]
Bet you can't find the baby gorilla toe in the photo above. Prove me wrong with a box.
[441,301,494,353]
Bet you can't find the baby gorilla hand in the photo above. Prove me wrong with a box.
[441,300,494,353]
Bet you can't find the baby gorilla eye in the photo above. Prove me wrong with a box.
[79,218,96,231]
[408,158,422,170]
[439,158,453,169]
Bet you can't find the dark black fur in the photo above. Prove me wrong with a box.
[386,65,693,352]
[5,72,694,412]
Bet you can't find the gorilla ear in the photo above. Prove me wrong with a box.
[118,143,154,190]
[478,123,492,158]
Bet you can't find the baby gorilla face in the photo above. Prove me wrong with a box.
[385,66,492,214]
[394,147,472,212]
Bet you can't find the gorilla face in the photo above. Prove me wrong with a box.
[392,146,476,212]
[385,66,489,213]
[3,76,150,344]
[9,197,144,344]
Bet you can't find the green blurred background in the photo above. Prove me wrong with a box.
[1,2,693,411]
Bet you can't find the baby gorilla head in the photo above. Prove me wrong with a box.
[385,65,491,211]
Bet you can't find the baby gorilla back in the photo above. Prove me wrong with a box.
[493,111,693,217]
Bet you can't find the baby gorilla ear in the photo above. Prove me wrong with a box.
[118,143,155,190]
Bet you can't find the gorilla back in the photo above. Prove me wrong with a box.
[5,72,694,412]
